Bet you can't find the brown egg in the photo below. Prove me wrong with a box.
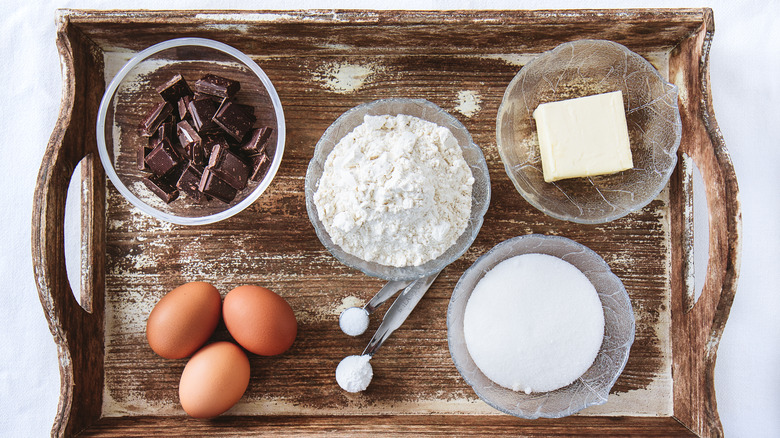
[179,341,250,418]
[146,281,222,359]
[223,285,297,356]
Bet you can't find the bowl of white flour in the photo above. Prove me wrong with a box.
[447,234,635,419]
[305,98,490,280]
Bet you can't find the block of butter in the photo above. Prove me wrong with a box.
[533,90,633,183]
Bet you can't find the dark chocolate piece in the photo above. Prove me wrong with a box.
[188,143,206,166]
[145,138,182,176]
[193,74,240,99]
[177,95,192,120]
[176,164,206,201]
[213,101,256,141]
[237,103,255,116]
[137,145,152,171]
[249,152,270,182]
[208,143,250,190]
[177,121,205,166]
[139,101,173,137]
[193,93,214,102]
[241,127,273,155]
[214,99,255,118]
[163,162,187,186]
[188,98,218,132]
[202,134,230,157]
[156,73,192,104]
[143,174,179,203]
[177,120,201,148]
[171,143,188,165]
[155,120,175,145]
[198,168,237,203]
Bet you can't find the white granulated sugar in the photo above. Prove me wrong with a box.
[339,307,370,336]
[463,254,605,394]
[335,355,373,393]
[313,114,474,267]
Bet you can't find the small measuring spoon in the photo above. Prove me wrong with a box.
[339,279,412,336]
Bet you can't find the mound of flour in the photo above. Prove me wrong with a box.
[314,114,474,267]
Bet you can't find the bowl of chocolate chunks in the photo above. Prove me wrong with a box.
[96,38,285,225]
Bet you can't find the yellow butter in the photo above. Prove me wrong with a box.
[533,90,633,183]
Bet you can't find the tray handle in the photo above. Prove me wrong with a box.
[31,15,106,438]
[669,9,741,438]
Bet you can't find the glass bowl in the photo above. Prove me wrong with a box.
[496,39,681,224]
[96,37,285,225]
[304,98,491,281]
[447,234,635,419]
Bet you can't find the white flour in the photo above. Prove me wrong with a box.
[314,114,474,267]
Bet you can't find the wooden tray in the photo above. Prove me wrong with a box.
[33,9,740,437]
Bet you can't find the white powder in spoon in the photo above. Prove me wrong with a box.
[463,253,605,394]
[313,114,474,267]
[336,354,373,392]
[339,307,370,336]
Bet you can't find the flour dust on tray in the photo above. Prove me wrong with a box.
[313,114,475,267]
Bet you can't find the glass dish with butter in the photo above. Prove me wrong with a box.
[496,39,682,224]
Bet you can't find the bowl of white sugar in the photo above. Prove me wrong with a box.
[305,98,491,281]
[447,234,635,419]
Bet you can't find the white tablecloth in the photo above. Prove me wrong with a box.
[2,1,777,436]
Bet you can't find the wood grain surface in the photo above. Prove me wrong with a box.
[32,8,739,437]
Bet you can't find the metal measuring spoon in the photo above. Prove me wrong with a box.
[339,279,412,336]
[363,272,439,356]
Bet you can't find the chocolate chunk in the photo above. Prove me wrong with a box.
[202,134,230,157]
[188,98,218,132]
[193,93,214,102]
[145,138,182,176]
[143,174,179,203]
[237,103,255,116]
[163,162,187,186]
[137,145,152,171]
[208,143,250,190]
[198,168,237,203]
[249,152,270,182]
[241,127,273,155]
[213,101,256,141]
[139,101,173,137]
[155,120,175,145]
[156,73,192,104]
[193,74,240,99]
[189,143,206,166]
[176,164,206,201]
[215,99,255,118]
[177,95,192,120]
[177,120,201,147]
[171,143,189,166]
